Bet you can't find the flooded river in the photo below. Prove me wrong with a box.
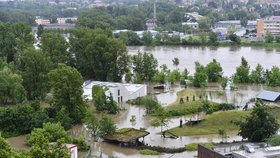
[8,46,280,158]
[128,46,280,76]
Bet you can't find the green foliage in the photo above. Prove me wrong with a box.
[92,86,119,114]
[268,66,280,87]
[142,31,154,46]
[139,149,159,155]
[141,95,161,114]
[219,76,228,90]
[37,25,44,38]
[249,64,265,84]
[0,22,33,62]
[185,142,215,151]
[15,47,51,100]
[0,66,26,105]
[27,122,70,146]
[168,69,181,85]
[41,32,71,67]
[193,62,208,87]
[0,102,49,137]
[72,137,90,151]
[266,135,280,146]
[0,135,14,157]
[209,32,218,45]
[132,51,158,82]
[206,59,223,82]
[236,101,279,142]
[229,33,241,44]
[48,64,86,123]
[99,114,117,137]
[172,57,179,68]
[70,28,129,81]
[84,112,100,140]
[265,32,274,43]
[233,57,250,83]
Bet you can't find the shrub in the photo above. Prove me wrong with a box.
[72,137,90,151]
[140,149,160,155]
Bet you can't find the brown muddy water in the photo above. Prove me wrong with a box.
[128,46,280,76]
[69,84,280,158]
[8,46,280,157]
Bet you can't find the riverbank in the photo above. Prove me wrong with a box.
[168,110,249,136]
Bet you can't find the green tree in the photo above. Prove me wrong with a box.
[0,22,33,62]
[0,66,26,105]
[70,28,129,81]
[92,86,119,114]
[27,122,70,146]
[99,114,116,137]
[249,64,265,84]
[236,101,279,142]
[218,128,227,143]
[172,57,179,68]
[268,66,280,87]
[229,33,241,44]
[168,69,181,85]
[37,24,44,38]
[15,48,51,100]
[48,64,86,123]
[84,112,100,141]
[141,95,161,114]
[206,59,223,82]
[0,135,14,157]
[131,51,158,82]
[193,62,208,87]
[41,32,71,66]
[265,31,274,43]
[209,32,218,44]
[233,57,250,83]
[142,31,154,46]
[219,76,228,90]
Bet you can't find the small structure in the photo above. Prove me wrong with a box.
[83,80,147,103]
[257,90,280,102]
[67,144,78,158]
[103,128,150,147]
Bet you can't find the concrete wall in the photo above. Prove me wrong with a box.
[198,144,226,158]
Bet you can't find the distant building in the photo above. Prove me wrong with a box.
[146,18,157,31]
[182,22,199,29]
[257,16,280,36]
[35,18,50,25]
[232,145,280,158]
[57,17,77,24]
[185,12,204,21]
[214,20,257,30]
[83,81,147,103]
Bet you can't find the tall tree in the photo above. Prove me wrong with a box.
[99,114,116,137]
[48,64,86,123]
[236,101,279,142]
[142,31,154,46]
[131,51,158,82]
[193,62,208,87]
[249,64,265,84]
[268,66,280,87]
[41,32,71,66]
[206,59,223,82]
[0,67,26,105]
[37,24,44,38]
[70,28,129,81]
[0,22,33,62]
[233,57,250,83]
[15,48,51,100]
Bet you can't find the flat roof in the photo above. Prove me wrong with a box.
[103,128,149,143]
[233,146,280,158]
[257,90,280,102]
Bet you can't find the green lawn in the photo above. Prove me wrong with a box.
[168,110,249,136]
[163,89,216,117]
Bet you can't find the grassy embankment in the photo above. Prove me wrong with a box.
[165,89,280,136]
[164,89,217,117]
[164,88,247,136]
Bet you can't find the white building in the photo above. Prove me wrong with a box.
[35,18,50,25]
[83,81,147,103]
[182,22,199,29]
[57,17,77,24]
[67,144,78,158]
[257,16,280,36]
